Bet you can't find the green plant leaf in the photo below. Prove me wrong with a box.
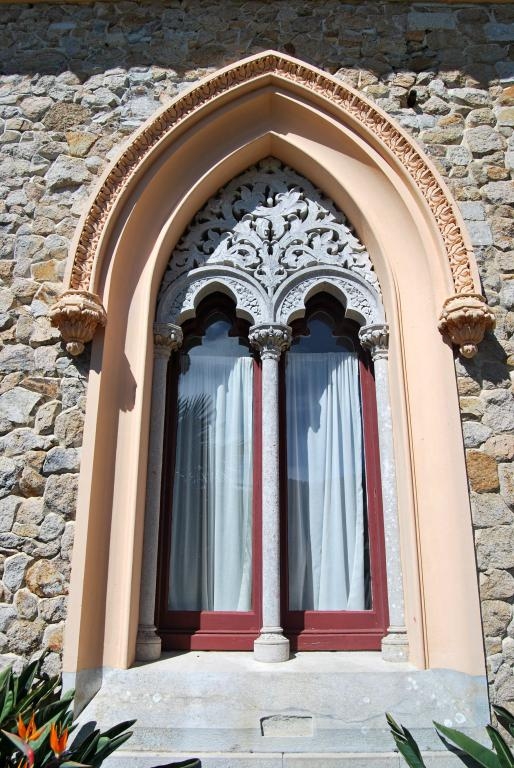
[1,728,32,756]
[89,730,133,767]
[434,721,500,768]
[386,713,428,768]
[101,719,136,740]
[493,707,514,738]
[486,726,514,768]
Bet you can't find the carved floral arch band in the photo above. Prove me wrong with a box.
[50,50,494,358]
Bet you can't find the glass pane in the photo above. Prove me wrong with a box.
[169,319,253,611]
[286,316,368,611]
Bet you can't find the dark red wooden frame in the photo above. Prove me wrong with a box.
[156,295,262,651]
[280,300,389,650]
[156,292,389,652]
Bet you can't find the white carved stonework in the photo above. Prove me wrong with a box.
[157,160,382,331]
[249,324,292,361]
[274,269,383,327]
[160,157,378,300]
[158,268,269,326]
[359,324,389,361]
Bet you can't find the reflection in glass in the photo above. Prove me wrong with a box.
[286,315,366,611]
[169,319,253,611]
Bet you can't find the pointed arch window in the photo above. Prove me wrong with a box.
[154,159,393,654]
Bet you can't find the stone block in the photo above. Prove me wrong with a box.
[482,600,512,637]
[482,390,514,433]
[465,221,493,247]
[0,387,41,425]
[480,570,514,600]
[0,344,35,374]
[0,496,20,532]
[14,588,38,620]
[408,10,456,30]
[42,447,81,475]
[3,552,32,592]
[499,464,514,508]
[471,493,513,528]
[45,155,91,191]
[465,126,505,156]
[54,408,84,447]
[42,621,64,652]
[6,618,44,654]
[449,88,491,107]
[462,421,491,448]
[43,474,78,518]
[0,605,17,632]
[0,428,54,457]
[39,512,65,543]
[0,457,20,496]
[35,400,61,435]
[16,497,45,526]
[484,435,514,462]
[65,131,98,157]
[476,525,514,570]
[38,595,66,623]
[19,467,45,498]
[501,279,514,311]
[467,450,499,493]
[483,181,514,205]
[26,559,66,598]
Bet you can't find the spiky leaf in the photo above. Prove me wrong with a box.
[434,721,499,768]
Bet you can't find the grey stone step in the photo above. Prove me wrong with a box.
[80,652,489,768]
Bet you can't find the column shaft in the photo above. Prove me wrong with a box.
[136,324,182,662]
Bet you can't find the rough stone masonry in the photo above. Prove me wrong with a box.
[0,0,513,706]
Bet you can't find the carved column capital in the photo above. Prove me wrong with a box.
[438,293,495,359]
[153,322,183,357]
[249,323,292,361]
[359,323,389,361]
[50,289,107,356]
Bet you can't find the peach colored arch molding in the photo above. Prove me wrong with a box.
[56,50,487,686]
[50,51,493,358]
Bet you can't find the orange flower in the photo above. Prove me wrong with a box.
[49,722,68,757]
[17,713,44,743]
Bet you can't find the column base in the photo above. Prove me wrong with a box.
[136,624,162,662]
[381,626,409,662]
[254,629,290,663]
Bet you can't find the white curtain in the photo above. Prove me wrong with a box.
[169,353,253,611]
[286,350,365,611]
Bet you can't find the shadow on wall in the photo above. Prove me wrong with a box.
[0,1,512,85]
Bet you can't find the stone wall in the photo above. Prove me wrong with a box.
[0,0,513,704]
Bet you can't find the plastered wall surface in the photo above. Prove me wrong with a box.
[0,0,513,705]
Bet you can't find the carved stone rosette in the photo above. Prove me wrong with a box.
[249,324,292,360]
[358,324,389,361]
[49,290,107,356]
[438,293,495,359]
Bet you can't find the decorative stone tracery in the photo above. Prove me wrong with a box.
[51,52,494,359]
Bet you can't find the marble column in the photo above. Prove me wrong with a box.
[359,323,409,662]
[249,323,292,663]
[136,322,183,662]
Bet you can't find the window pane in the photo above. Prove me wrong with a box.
[169,320,253,611]
[286,317,367,611]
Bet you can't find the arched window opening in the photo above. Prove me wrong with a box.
[154,159,393,656]
[281,294,388,651]
[157,294,262,650]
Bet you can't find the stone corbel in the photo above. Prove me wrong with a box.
[50,290,107,356]
[438,293,495,359]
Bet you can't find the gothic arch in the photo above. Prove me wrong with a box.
[55,52,489,698]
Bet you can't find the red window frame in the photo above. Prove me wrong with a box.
[156,292,389,652]
[280,297,389,650]
[156,294,262,651]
